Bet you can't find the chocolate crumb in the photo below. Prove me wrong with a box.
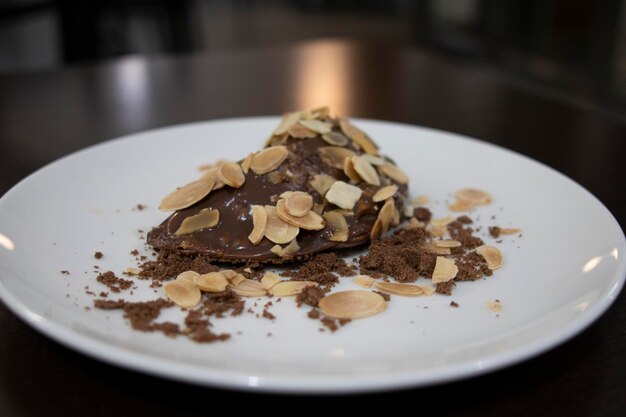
[262,309,276,320]
[373,290,391,301]
[414,207,432,222]
[130,249,139,256]
[307,309,320,319]
[436,280,456,295]
[296,285,326,307]
[456,215,473,224]
[96,271,133,293]
[321,317,339,332]
[94,299,126,310]
[450,301,459,308]
[136,204,146,211]
[60,270,70,275]
[94,251,104,259]
[489,226,501,238]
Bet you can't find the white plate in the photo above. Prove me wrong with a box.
[0,118,624,393]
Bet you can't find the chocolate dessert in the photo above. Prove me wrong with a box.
[147,107,409,263]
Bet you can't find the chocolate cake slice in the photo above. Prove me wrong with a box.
[147,107,409,263]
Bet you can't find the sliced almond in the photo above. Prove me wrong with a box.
[302,106,330,119]
[281,191,313,217]
[176,270,199,283]
[125,267,141,275]
[375,281,423,297]
[269,281,318,296]
[427,224,447,238]
[377,198,396,234]
[432,216,455,226]
[434,239,462,248]
[362,154,386,166]
[420,243,451,255]
[325,181,363,210]
[338,118,379,155]
[281,239,300,258]
[354,275,376,288]
[288,123,317,138]
[319,290,387,319]
[323,210,349,242]
[352,156,380,185]
[486,301,503,313]
[380,163,409,184]
[322,131,349,146]
[500,228,522,235]
[201,167,225,190]
[248,205,268,245]
[260,272,281,289]
[312,202,325,215]
[299,119,332,134]
[273,111,302,135]
[418,284,436,296]
[343,157,361,182]
[250,146,289,175]
[432,256,459,283]
[220,269,237,280]
[373,185,398,202]
[276,199,324,230]
[476,245,503,270]
[164,280,201,308]
[229,273,246,286]
[318,146,357,170]
[448,199,474,212]
[159,177,215,211]
[270,244,283,256]
[241,153,254,174]
[403,204,414,218]
[194,272,228,292]
[264,205,300,244]
[370,217,383,240]
[175,208,219,235]
[412,195,429,206]
[456,188,492,205]
[310,174,336,196]
[217,162,245,188]
[407,217,425,229]
[229,278,266,297]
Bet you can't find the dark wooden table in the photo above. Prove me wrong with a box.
[0,40,624,416]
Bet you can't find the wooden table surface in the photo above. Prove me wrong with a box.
[0,40,624,416]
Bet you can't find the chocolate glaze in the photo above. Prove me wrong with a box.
[147,136,407,263]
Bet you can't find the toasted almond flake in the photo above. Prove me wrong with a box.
[403,204,414,218]
[370,217,383,240]
[159,177,215,211]
[266,171,283,184]
[362,154,386,166]
[248,205,268,245]
[269,281,318,296]
[201,167,225,190]
[319,290,387,319]
[276,199,324,230]
[412,195,429,205]
[302,106,330,119]
[125,267,141,276]
[323,211,349,242]
[380,163,409,184]
[250,146,289,175]
[352,156,380,185]
[338,118,379,155]
[377,198,396,234]
[260,272,281,289]
[281,239,301,258]
[288,123,317,138]
[434,239,462,248]
[229,285,266,297]
[456,188,492,205]
[420,242,451,255]
[427,224,447,238]
[273,111,302,135]
[298,119,332,134]
[375,281,423,297]
[373,185,398,202]
[164,280,201,308]
[432,216,455,226]
[407,217,425,229]
[343,157,361,182]
[391,199,400,226]
[217,162,245,188]
[500,228,522,235]
[476,245,503,270]
[241,153,254,174]
[448,199,474,212]
[281,191,313,217]
[233,278,265,290]
[325,181,363,210]
[194,272,228,292]
[243,267,252,273]
[432,256,459,283]
[263,205,300,244]
[270,245,283,256]
[176,270,199,283]
[418,285,436,296]
[322,131,349,146]
[486,301,503,313]
[229,273,246,286]
[354,275,376,288]
[312,203,325,215]
[220,270,237,280]
[175,208,219,235]
[310,174,336,196]
[329,208,354,216]
[318,146,357,170]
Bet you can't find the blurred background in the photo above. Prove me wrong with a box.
[0,0,625,117]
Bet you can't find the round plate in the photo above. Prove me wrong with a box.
[0,118,624,393]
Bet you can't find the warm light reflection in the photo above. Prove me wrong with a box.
[610,248,618,260]
[294,43,351,114]
[582,256,602,273]
[0,233,15,250]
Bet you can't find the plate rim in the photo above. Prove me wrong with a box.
[0,116,624,393]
